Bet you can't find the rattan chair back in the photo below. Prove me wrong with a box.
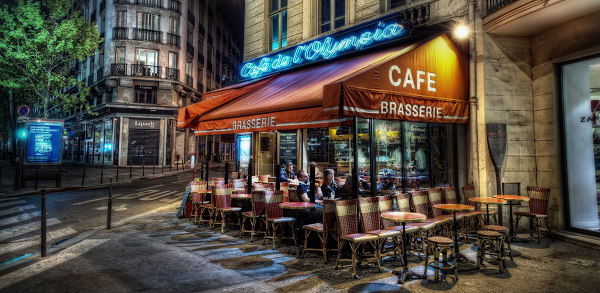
[427,188,444,217]
[214,184,233,209]
[526,186,550,214]
[334,199,359,236]
[411,191,430,218]
[461,185,475,204]
[323,199,337,232]
[443,186,458,204]
[251,190,267,217]
[377,195,396,228]
[358,197,381,232]
[264,190,284,219]
[394,193,411,212]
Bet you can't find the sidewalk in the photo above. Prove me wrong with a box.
[0,160,191,198]
[1,204,600,292]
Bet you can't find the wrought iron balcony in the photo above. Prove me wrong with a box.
[135,0,162,8]
[186,74,193,87]
[167,33,180,47]
[197,82,204,92]
[113,27,128,40]
[166,67,179,81]
[169,0,181,13]
[198,53,204,66]
[111,63,127,76]
[131,64,161,78]
[87,74,95,86]
[486,0,517,15]
[97,67,104,80]
[187,42,194,56]
[100,0,106,14]
[133,28,162,43]
[188,10,195,26]
[199,24,205,36]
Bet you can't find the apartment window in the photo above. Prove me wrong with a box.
[169,52,178,69]
[115,47,126,63]
[198,38,204,52]
[319,0,345,34]
[383,0,407,11]
[186,61,193,76]
[116,11,127,27]
[136,48,158,66]
[134,85,157,104]
[137,12,160,30]
[206,73,211,89]
[207,45,212,59]
[208,21,212,33]
[269,0,287,51]
[169,17,180,34]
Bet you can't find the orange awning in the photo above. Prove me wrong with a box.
[176,74,277,129]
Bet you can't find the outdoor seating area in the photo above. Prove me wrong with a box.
[184,174,555,285]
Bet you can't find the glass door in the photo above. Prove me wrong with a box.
[405,122,430,191]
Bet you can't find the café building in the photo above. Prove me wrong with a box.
[178,14,471,195]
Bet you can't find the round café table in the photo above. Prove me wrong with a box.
[468,197,506,225]
[381,212,427,284]
[231,194,252,213]
[280,202,315,253]
[232,187,247,194]
[433,204,475,262]
[494,195,530,241]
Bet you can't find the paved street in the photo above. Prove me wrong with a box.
[0,174,191,266]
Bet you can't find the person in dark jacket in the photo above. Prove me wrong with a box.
[279,162,296,182]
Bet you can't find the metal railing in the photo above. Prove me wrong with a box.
[133,28,162,43]
[114,0,128,3]
[186,74,193,87]
[97,67,104,80]
[87,74,95,86]
[112,27,128,40]
[166,67,179,80]
[135,0,162,8]
[187,42,194,56]
[167,33,180,47]
[168,0,181,13]
[188,10,195,26]
[111,63,127,76]
[131,64,161,77]
[486,0,517,15]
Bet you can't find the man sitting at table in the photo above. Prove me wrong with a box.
[279,162,296,182]
[297,170,322,202]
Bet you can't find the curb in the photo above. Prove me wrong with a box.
[0,169,192,198]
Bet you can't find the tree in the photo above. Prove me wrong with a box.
[0,0,102,118]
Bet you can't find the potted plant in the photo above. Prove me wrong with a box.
[189,178,202,193]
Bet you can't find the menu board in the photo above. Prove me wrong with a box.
[307,128,328,162]
[279,131,297,167]
[25,120,64,165]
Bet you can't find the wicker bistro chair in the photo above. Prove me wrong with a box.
[378,195,416,263]
[427,188,457,236]
[301,199,338,263]
[515,187,554,244]
[191,183,211,224]
[233,179,246,188]
[358,197,401,271]
[394,193,427,259]
[212,184,242,233]
[482,224,513,261]
[263,191,296,249]
[333,199,380,278]
[441,187,470,242]
[461,185,498,228]
[240,191,267,242]
[476,229,506,273]
[412,191,449,234]
[198,190,217,227]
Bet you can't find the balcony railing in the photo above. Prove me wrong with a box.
[113,27,128,40]
[186,74,193,87]
[87,74,95,86]
[100,0,106,14]
[198,53,204,66]
[133,28,162,43]
[197,82,204,92]
[169,0,181,13]
[486,0,517,15]
[187,42,194,56]
[167,33,180,47]
[135,0,161,8]
[166,67,179,80]
[97,67,104,80]
[188,10,195,26]
[131,64,161,77]
[114,0,128,3]
[111,63,127,76]
[199,24,205,37]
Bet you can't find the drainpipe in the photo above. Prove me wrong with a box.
[469,0,479,195]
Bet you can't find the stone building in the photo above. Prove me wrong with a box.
[37,0,242,167]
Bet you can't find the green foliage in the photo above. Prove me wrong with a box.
[193,177,201,183]
[0,0,102,118]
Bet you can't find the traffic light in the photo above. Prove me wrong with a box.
[17,128,27,138]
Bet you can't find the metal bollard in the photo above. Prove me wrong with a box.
[101,164,104,184]
[177,159,179,171]
[13,165,20,191]
[41,188,47,257]
[224,162,229,184]
[81,165,86,186]
[35,167,39,190]
[142,160,145,177]
[130,160,132,178]
[107,177,113,229]
[116,165,119,182]
[153,159,155,175]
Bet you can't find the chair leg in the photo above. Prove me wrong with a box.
[374,241,382,273]
[433,245,439,282]
[536,218,541,244]
[291,222,297,246]
[262,221,268,245]
[351,243,358,278]
[239,216,245,238]
[543,217,554,241]
[221,211,227,234]
[249,217,256,242]
[476,237,481,269]
[529,218,534,237]
[323,231,328,264]
[301,229,308,259]
[272,222,277,250]
[335,239,343,270]
[424,240,429,278]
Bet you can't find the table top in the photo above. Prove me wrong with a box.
[433,204,475,212]
[231,194,251,199]
[381,212,427,223]
[191,190,211,194]
[468,197,507,204]
[493,195,530,202]
[279,202,315,209]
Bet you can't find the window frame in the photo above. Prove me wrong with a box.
[318,0,346,34]
[169,17,180,35]
[116,10,127,28]
[269,0,287,51]
[115,47,126,64]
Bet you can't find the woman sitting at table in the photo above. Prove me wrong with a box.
[319,169,338,199]
[336,175,354,199]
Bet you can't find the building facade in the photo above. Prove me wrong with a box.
[34,0,242,167]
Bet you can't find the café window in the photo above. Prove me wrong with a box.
[134,85,157,104]
[319,0,345,34]
[269,0,287,51]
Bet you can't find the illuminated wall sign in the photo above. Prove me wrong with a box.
[25,119,64,165]
[239,13,412,80]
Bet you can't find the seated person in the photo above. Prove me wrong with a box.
[335,175,354,199]
[296,170,323,202]
[377,169,397,193]
[319,169,338,199]
[279,162,296,182]
[308,161,324,181]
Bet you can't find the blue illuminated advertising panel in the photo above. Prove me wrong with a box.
[237,135,251,169]
[239,13,412,81]
[25,119,64,165]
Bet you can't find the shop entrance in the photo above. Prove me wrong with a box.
[127,129,159,165]
[257,132,276,177]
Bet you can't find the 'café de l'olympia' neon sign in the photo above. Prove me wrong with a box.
[239,13,413,80]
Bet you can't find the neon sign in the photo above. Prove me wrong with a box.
[239,13,412,80]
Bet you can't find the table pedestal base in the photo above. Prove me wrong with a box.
[393,268,425,284]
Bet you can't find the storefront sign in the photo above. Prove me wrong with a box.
[279,131,297,167]
[135,85,157,91]
[232,116,275,131]
[25,119,64,165]
[239,13,412,80]
[130,119,159,130]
